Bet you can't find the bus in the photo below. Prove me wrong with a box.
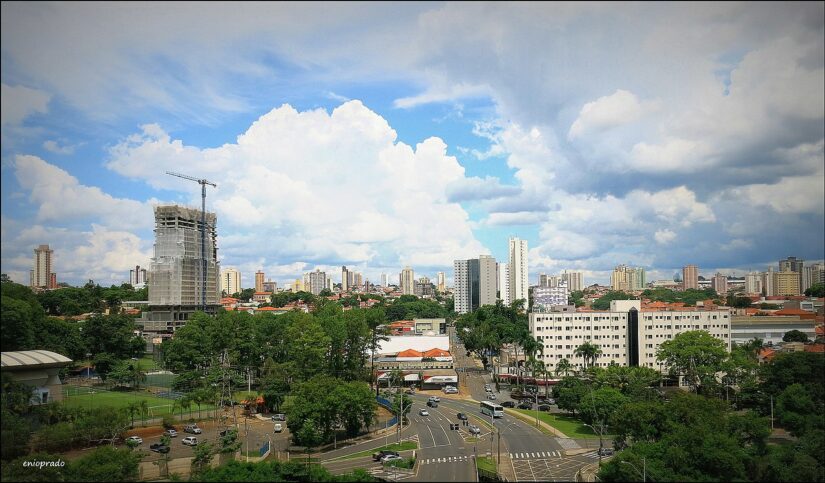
[480,400,504,418]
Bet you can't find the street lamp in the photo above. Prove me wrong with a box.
[621,458,646,482]
[582,423,605,466]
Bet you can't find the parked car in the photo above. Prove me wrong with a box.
[468,425,481,435]
[149,443,170,453]
[274,423,283,433]
[501,401,516,408]
[547,398,556,405]
[184,424,202,434]
[487,393,497,400]
[271,414,286,421]
[164,429,178,437]
[538,404,552,411]
[426,400,438,408]
[182,436,198,446]
[457,412,468,421]
[373,450,400,461]
[381,454,404,463]
[517,402,533,410]
[597,448,614,456]
[126,436,143,445]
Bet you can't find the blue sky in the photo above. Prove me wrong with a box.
[1,2,823,288]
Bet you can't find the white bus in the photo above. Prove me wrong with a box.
[480,400,504,418]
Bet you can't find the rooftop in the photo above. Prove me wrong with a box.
[1,350,72,370]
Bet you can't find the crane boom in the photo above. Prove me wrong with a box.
[166,171,216,187]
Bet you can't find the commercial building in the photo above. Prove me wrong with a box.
[138,205,221,334]
[30,244,56,290]
[373,335,457,389]
[683,265,699,290]
[220,267,241,296]
[611,265,646,291]
[529,300,731,374]
[400,266,415,295]
[712,273,728,295]
[1,350,73,405]
[255,270,265,293]
[509,237,529,304]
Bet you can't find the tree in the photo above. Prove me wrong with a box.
[578,386,629,429]
[655,330,727,394]
[554,358,572,377]
[296,419,323,468]
[66,446,141,482]
[591,291,634,310]
[574,341,603,370]
[805,282,825,297]
[776,383,820,437]
[553,377,587,416]
[319,288,332,297]
[782,329,809,343]
[191,440,215,476]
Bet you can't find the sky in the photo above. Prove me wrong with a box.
[1,1,823,289]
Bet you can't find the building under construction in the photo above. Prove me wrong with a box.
[138,205,221,334]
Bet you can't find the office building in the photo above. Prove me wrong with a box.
[497,262,511,305]
[220,268,241,296]
[437,272,446,292]
[745,272,762,295]
[307,269,327,295]
[400,266,415,295]
[562,271,584,292]
[711,273,728,295]
[30,244,56,290]
[683,265,699,290]
[139,205,220,334]
[509,237,528,305]
[533,281,569,309]
[529,300,731,374]
[254,271,264,293]
[611,265,646,291]
[130,265,148,287]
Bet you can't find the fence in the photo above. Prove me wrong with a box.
[376,396,398,428]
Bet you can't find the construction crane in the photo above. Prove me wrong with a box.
[166,171,217,312]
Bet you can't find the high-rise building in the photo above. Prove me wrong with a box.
[803,263,825,293]
[762,267,775,296]
[454,259,477,314]
[562,271,584,292]
[509,237,528,306]
[293,278,304,293]
[477,256,497,307]
[611,265,646,291]
[437,272,446,292]
[353,272,363,291]
[130,265,148,286]
[414,277,434,298]
[139,205,220,334]
[711,273,728,295]
[779,257,804,293]
[307,269,327,295]
[682,265,699,290]
[255,271,265,293]
[774,270,801,296]
[400,266,415,295]
[497,263,511,305]
[539,273,548,287]
[327,277,333,291]
[221,267,241,296]
[745,272,763,295]
[30,244,55,289]
[341,266,349,291]
[262,279,277,292]
[380,273,388,288]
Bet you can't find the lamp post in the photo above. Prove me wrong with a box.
[621,458,646,482]
[583,423,605,466]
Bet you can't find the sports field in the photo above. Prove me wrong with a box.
[62,386,216,419]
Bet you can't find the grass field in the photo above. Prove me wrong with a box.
[137,355,160,372]
[62,386,215,419]
[334,441,418,461]
[511,409,610,439]
[476,456,496,473]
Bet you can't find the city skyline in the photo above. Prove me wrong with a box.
[1,3,823,289]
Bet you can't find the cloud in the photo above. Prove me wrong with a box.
[42,140,79,155]
[1,83,50,126]
[446,176,520,202]
[654,229,676,245]
[394,82,491,108]
[568,89,656,139]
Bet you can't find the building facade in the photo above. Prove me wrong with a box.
[802,263,825,294]
[611,265,646,291]
[130,265,148,287]
[712,273,728,295]
[682,264,699,290]
[745,272,763,295]
[307,269,327,295]
[533,281,569,309]
[774,270,801,296]
[454,259,477,314]
[400,266,415,295]
[30,244,56,290]
[509,237,528,305]
[437,272,446,292]
[497,262,511,305]
[255,270,265,293]
[220,267,241,295]
[562,271,584,292]
[381,273,388,288]
[529,300,731,373]
[478,255,498,308]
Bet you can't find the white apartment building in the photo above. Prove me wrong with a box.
[497,263,511,305]
[745,272,763,295]
[307,269,327,295]
[454,260,472,314]
[509,237,528,305]
[400,266,415,295]
[529,300,731,374]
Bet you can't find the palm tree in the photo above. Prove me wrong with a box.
[574,342,603,370]
[138,400,149,426]
[555,358,572,378]
[126,401,140,428]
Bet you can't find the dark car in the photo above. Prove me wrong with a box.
[457,412,468,421]
[373,450,400,462]
[271,414,286,421]
[538,404,552,411]
[427,400,438,408]
[517,402,533,410]
[501,401,516,408]
[597,448,615,456]
[149,443,170,454]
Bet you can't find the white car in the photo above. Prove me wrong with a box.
[381,454,404,463]
[419,409,429,416]
[468,425,481,435]
[182,436,198,446]
[274,423,283,433]
[164,429,178,437]
[126,436,143,445]
[428,396,440,403]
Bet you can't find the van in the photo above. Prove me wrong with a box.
[274,423,283,433]
[184,424,202,434]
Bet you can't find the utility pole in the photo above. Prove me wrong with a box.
[165,171,216,312]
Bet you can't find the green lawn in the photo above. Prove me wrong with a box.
[137,355,160,372]
[476,456,496,473]
[511,409,610,439]
[62,386,215,419]
[333,441,418,460]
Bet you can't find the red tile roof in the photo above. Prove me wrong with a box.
[804,343,825,353]
[397,349,424,358]
[424,348,451,357]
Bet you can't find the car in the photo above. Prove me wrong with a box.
[126,436,143,445]
[428,396,440,403]
[487,393,497,400]
[372,450,400,462]
[517,402,533,410]
[418,409,429,416]
[547,398,556,405]
[149,443,170,453]
[274,423,283,433]
[405,388,415,395]
[164,429,178,437]
[501,401,516,408]
[485,386,493,392]
[381,454,404,463]
[597,448,615,456]
[182,436,198,446]
[468,425,481,435]
[184,424,202,434]
[271,414,286,421]
[538,404,552,411]
[457,412,468,421]
[426,400,438,408]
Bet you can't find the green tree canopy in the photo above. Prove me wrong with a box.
[656,330,727,394]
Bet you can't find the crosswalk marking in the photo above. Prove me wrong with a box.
[421,455,473,465]
[508,451,562,459]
